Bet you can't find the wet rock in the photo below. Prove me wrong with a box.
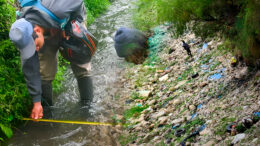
[139,90,151,97]
[231,133,246,144]
[189,105,196,111]
[159,74,169,82]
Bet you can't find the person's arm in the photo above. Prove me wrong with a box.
[21,52,43,119]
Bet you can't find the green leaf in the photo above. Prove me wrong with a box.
[0,124,13,138]
[0,137,3,141]
[8,115,13,122]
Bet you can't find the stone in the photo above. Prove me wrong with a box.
[232,133,246,144]
[159,74,169,82]
[116,114,124,120]
[200,82,208,88]
[199,128,211,135]
[148,99,156,105]
[189,105,196,111]
[174,80,187,89]
[171,118,184,124]
[203,140,215,146]
[252,138,258,143]
[151,110,166,119]
[139,90,151,97]
[156,70,164,73]
[115,125,123,130]
[235,67,248,79]
[173,99,182,105]
[158,116,168,125]
[169,86,176,92]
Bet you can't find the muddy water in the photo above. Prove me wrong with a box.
[8,0,136,145]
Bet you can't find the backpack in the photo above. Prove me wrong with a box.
[18,0,68,29]
[60,20,98,64]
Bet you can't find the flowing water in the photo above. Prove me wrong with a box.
[8,0,136,145]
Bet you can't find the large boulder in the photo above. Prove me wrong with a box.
[114,27,148,64]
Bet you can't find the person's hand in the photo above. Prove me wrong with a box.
[62,31,70,40]
[31,102,43,120]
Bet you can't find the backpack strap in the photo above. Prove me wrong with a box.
[19,0,68,29]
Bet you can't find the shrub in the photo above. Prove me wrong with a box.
[134,0,260,65]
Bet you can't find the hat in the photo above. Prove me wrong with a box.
[9,18,36,60]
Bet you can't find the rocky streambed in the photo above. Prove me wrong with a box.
[113,25,260,145]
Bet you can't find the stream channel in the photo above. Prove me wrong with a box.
[8,0,136,145]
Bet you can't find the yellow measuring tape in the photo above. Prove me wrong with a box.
[22,118,117,126]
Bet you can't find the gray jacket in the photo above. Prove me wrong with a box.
[19,0,86,103]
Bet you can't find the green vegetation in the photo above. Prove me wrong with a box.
[215,117,236,135]
[123,105,148,120]
[0,0,111,141]
[84,0,111,25]
[0,0,31,141]
[119,133,138,146]
[134,0,260,65]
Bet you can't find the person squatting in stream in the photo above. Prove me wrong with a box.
[9,0,96,120]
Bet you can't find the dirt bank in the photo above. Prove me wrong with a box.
[113,25,260,146]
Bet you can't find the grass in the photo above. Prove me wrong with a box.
[119,133,138,146]
[123,105,148,120]
[214,117,236,136]
[210,61,221,71]
[130,92,143,100]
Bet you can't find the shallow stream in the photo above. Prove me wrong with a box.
[8,0,136,145]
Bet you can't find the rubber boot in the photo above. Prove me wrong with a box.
[41,80,53,107]
[77,76,93,106]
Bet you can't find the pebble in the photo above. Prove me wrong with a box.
[199,128,211,135]
[232,133,246,144]
[252,138,258,143]
[159,74,169,82]
[151,110,166,119]
[158,116,168,124]
[189,105,196,111]
[171,99,181,105]
[139,90,151,97]
[203,140,215,146]
[200,82,208,88]
[148,99,156,105]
